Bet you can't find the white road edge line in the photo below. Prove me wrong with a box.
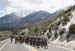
[48,44,75,51]
[0,41,9,51]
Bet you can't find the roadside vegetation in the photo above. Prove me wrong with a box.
[0,31,12,41]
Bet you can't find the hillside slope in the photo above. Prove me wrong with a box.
[43,5,75,50]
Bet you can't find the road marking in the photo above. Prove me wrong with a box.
[23,44,38,51]
[23,44,32,51]
[48,44,75,51]
[0,41,9,51]
[28,45,38,51]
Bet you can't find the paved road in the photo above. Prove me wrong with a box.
[36,45,70,51]
[0,39,73,51]
[0,39,29,51]
[0,39,8,48]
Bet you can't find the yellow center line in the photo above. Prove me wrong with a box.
[23,43,38,51]
[28,45,38,51]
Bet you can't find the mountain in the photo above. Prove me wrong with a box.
[0,13,22,23]
[19,11,56,24]
[0,13,23,30]
[0,10,57,30]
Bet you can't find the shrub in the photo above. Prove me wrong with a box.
[62,16,70,26]
[59,28,65,35]
[69,24,75,34]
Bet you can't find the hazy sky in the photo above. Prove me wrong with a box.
[0,0,75,17]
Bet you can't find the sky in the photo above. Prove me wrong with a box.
[0,0,75,17]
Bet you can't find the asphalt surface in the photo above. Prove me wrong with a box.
[0,39,8,48]
[36,45,70,51]
[0,39,73,51]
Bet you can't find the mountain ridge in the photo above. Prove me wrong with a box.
[0,10,57,30]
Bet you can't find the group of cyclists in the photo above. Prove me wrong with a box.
[10,33,49,49]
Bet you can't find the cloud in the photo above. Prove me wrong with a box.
[5,6,17,14]
[8,0,75,12]
[0,0,75,16]
[0,10,6,17]
[0,0,10,4]
[0,0,10,9]
[25,0,43,4]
